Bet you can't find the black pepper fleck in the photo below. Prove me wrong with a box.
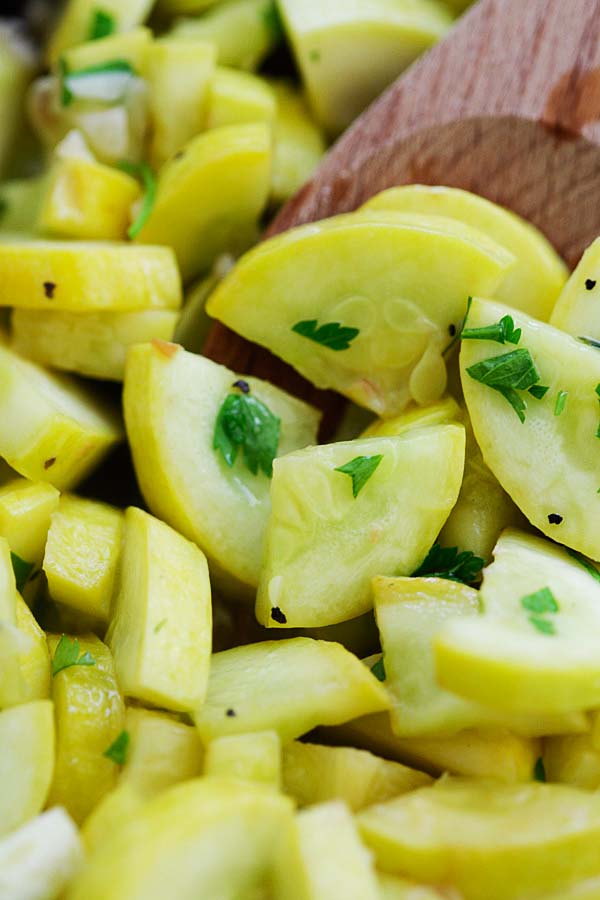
[232,379,250,394]
[548,513,563,525]
[586,279,597,291]
[174,151,185,161]
[43,457,56,470]
[43,281,56,299]
[448,324,457,337]
[225,708,236,717]
[270,606,287,624]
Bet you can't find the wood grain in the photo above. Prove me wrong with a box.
[204,0,600,423]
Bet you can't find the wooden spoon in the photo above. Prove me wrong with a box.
[203,0,600,432]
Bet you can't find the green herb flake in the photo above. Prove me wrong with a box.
[466,348,541,422]
[154,618,168,634]
[528,615,556,635]
[61,58,135,107]
[554,390,568,416]
[534,757,546,782]
[309,48,321,62]
[261,0,284,42]
[461,314,521,346]
[0,196,8,222]
[334,454,383,498]
[412,543,484,585]
[444,296,472,356]
[371,657,386,682]
[51,635,96,676]
[528,384,549,400]
[292,319,359,351]
[213,392,281,477]
[520,587,559,615]
[10,552,35,593]
[566,548,600,584]
[103,730,130,766]
[88,8,116,40]
[118,161,156,239]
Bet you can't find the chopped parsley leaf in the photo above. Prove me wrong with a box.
[334,454,383,498]
[461,314,521,346]
[566,548,600,584]
[528,384,549,400]
[534,757,546,781]
[412,543,484,585]
[528,616,556,635]
[60,58,136,107]
[466,347,541,422]
[103,730,130,766]
[88,8,116,40]
[118,161,156,239]
[520,587,559,615]
[554,390,568,416]
[261,0,284,41]
[10,552,35,593]
[371,657,386,682]
[51,635,96,676]
[292,319,359,351]
[213,392,280,477]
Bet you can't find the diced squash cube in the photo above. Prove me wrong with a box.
[206,67,276,130]
[0,478,59,565]
[268,79,326,206]
[37,156,141,241]
[0,340,122,490]
[0,807,83,900]
[47,634,125,824]
[16,596,51,702]
[281,741,431,811]
[276,801,380,900]
[66,778,295,900]
[122,706,204,794]
[48,0,154,63]
[551,236,600,339]
[144,39,216,168]
[204,730,281,787]
[44,494,123,626]
[107,506,212,713]
[0,699,55,837]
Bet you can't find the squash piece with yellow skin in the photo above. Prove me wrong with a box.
[66,778,295,900]
[204,731,281,788]
[357,779,600,900]
[47,633,125,824]
[364,184,567,321]
[122,706,203,793]
[47,0,155,64]
[16,596,51,702]
[143,39,216,168]
[207,212,514,416]
[0,478,59,565]
[205,67,276,131]
[269,79,326,206]
[44,494,123,627]
[0,700,55,838]
[194,637,390,744]
[435,530,600,715]
[135,123,271,281]
[37,156,141,241]
[256,426,465,628]
[106,506,212,713]
[12,307,178,382]
[123,342,320,598]
[0,340,122,490]
[281,741,432,812]
[0,241,181,312]
[460,297,600,560]
[551,236,600,339]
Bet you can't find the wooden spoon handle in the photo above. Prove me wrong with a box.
[204,0,600,420]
